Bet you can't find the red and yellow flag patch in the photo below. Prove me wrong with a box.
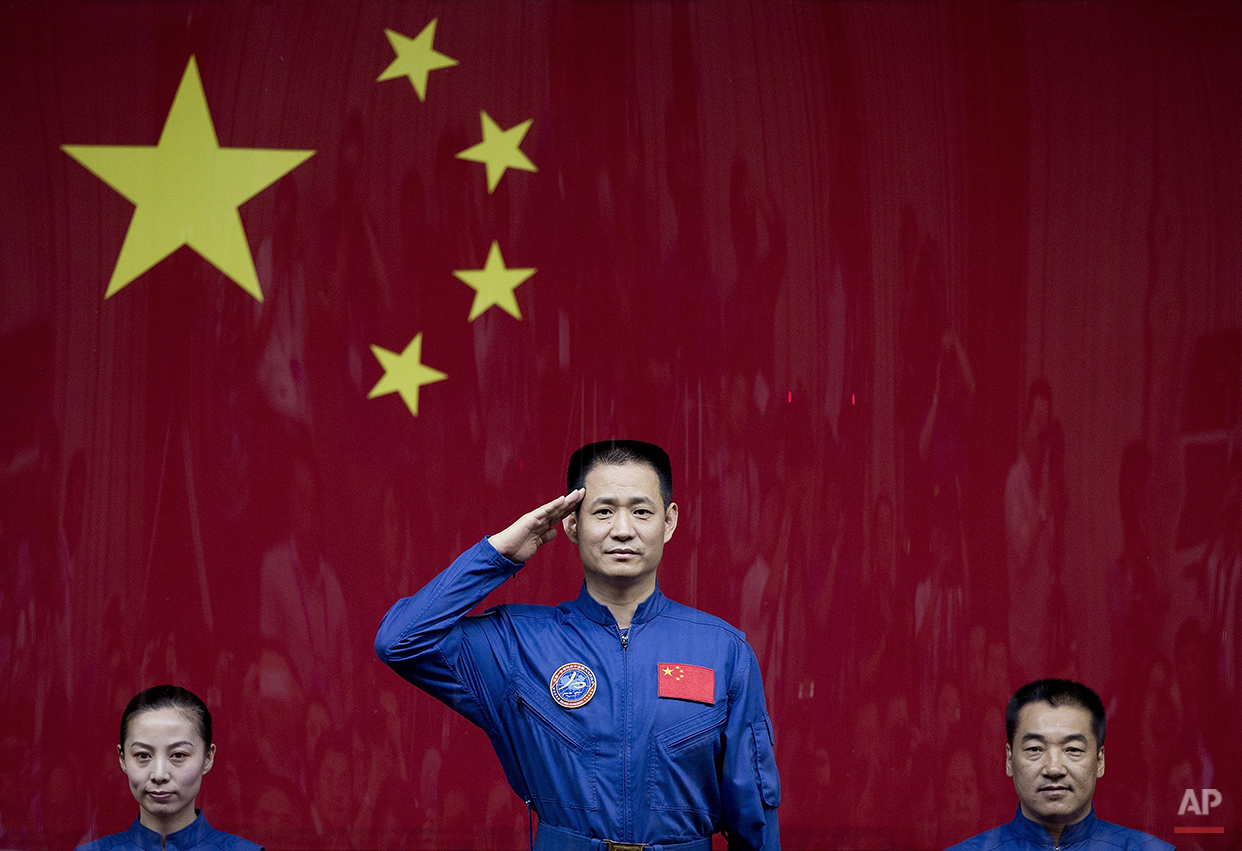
[658,663,715,704]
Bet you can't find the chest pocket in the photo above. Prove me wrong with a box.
[648,702,728,816]
[507,682,599,811]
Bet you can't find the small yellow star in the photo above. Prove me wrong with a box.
[377,19,457,102]
[456,111,537,193]
[62,56,314,301]
[454,241,536,321]
[368,333,448,417]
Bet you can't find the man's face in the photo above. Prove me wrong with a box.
[564,462,677,595]
[1006,701,1104,833]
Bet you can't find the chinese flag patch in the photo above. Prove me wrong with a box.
[658,663,715,704]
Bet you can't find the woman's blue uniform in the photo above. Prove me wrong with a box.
[75,811,261,851]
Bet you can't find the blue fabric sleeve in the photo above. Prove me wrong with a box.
[721,647,781,850]
[374,537,522,730]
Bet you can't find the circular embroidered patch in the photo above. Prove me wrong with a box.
[549,662,597,709]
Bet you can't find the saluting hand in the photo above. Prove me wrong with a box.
[488,489,585,564]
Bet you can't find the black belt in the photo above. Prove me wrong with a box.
[532,822,713,851]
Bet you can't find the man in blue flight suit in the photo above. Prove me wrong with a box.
[376,440,780,851]
[945,679,1172,851]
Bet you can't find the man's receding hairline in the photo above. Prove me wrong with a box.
[584,458,659,474]
[582,464,664,501]
[584,459,660,476]
[569,441,674,509]
[1015,700,1102,750]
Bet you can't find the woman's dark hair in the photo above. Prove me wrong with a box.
[119,685,212,749]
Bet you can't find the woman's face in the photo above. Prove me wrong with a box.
[118,707,215,835]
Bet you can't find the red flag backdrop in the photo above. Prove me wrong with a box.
[2,2,1240,848]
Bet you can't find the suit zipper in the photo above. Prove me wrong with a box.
[620,622,631,838]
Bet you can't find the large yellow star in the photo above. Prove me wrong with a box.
[368,333,447,417]
[377,19,457,102]
[62,56,314,301]
[454,242,536,321]
[456,111,537,193]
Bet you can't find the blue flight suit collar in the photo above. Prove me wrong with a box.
[121,811,212,851]
[1010,804,1099,847]
[566,581,670,625]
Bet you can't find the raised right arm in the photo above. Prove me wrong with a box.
[373,489,584,719]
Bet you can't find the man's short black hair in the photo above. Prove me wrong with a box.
[568,440,673,508]
[1006,678,1106,750]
